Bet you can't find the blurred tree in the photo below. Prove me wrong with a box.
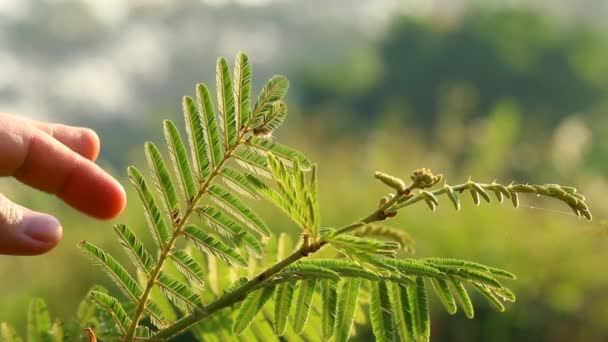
[295,9,608,138]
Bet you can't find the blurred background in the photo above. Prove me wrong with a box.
[1,0,607,341]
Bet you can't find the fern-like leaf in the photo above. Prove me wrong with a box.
[216,57,237,148]
[291,279,317,334]
[79,241,142,302]
[252,75,289,122]
[253,101,287,136]
[220,167,259,199]
[182,225,247,266]
[369,280,395,342]
[88,291,132,334]
[320,279,338,341]
[233,149,272,178]
[196,83,224,168]
[431,278,458,315]
[298,259,379,280]
[183,95,211,180]
[128,166,171,248]
[409,277,431,341]
[247,136,312,169]
[233,286,275,335]
[234,52,252,128]
[334,277,361,342]
[27,298,52,342]
[472,284,506,312]
[389,282,415,342]
[164,120,198,201]
[209,184,270,237]
[449,277,475,318]
[113,224,155,274]
[273,281,295,335]
[199,206,263,257]
[170,249,206,284]
[278,262,341,281]
[157,273,203,312]
[145,142,180,218]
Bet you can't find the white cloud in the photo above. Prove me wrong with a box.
[53,58,132,113]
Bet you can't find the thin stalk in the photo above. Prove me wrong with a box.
[125,129,249,341]
[153,184,418,339]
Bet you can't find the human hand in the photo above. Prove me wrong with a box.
[0,113,127,255]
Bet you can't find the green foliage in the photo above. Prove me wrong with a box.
[2,52,594,341]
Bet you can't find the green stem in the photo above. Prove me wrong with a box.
[125,133,248,341]
[153,185,418,339]
[154,240,324,339]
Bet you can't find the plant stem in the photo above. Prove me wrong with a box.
[125,135,246,341]
[154,240,323,339]
[153,185,418,339]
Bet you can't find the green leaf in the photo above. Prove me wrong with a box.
[1,323,23,342]
[449,277,474,319]
[128,166,171,248]
[50,321,62,342]
[157,273,203,312]
[234,52,252,128]
[88,291,132,334]
[245,173,308,228]
[273,281,295,336]
[227,276,249,293]
[388,282,415,342]
[431,278,458,315]
[170,249,206,284]
[253,101,287,136]
[182,224,247,266]
[79,241,142,302]
[383,259,444,278]
[369,280,395,342]
[320,279,338,341]
[164,120,198,201]
[196,83,224,168]
[199,206,263,257]
[247,136,312,169]
[297,259,379,280]
[113,224,155,274]
[217,57,237,148]
[252,75,289,121]
[409,277,430,341]
[424,258,516,279]
[334,277,361,342]
[145,142,180,218]
[278,262,341,281]
[209,184,270,237]
[233,286,276,335]
[326,234,400,257]
[233,149,272,178]
[291,279,317,334]
[68,285,106,340]
[472,284,506,312]
[220,167,259,199]
[183,95,211,180]
[27,298,52,342]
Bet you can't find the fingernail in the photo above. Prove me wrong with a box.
[22,215,63,243]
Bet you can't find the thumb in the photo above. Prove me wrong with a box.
[0,194,63,255]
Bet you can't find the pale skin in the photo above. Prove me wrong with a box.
[0,113,126,255]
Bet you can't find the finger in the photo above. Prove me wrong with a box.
[0,194,62,255]
[23,118,101,161]
[0,116,126,219]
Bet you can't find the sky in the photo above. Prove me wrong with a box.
[0,0,605,121]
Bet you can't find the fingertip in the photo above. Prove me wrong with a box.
[59,164,127,220]
[79,128,101,161]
